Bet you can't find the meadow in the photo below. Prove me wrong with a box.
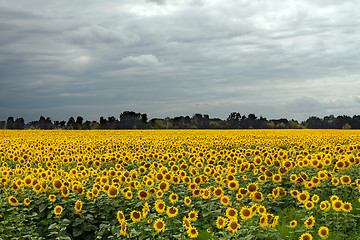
[1,129,360,240]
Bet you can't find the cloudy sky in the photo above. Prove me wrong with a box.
[1,0,360,122]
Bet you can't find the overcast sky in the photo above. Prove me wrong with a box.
[1,0,360,122]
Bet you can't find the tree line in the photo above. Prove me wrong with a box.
[1,111,359,130]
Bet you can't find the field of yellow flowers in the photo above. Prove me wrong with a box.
[1,129,360,240]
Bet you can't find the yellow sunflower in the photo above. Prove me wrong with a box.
[117,210,125,223]
[54,205,63,215]
[299,232,313,240]
[153,218,165,232]
[290,220,297,228]
[24,198,31,206]
[304,216,315,229]
[318,226,329,239]
[8,196,18,206]
[166,206,178,218]
[154,200,166,213]
[216,216,228,229]
[187,226,199,239]
[240,207,253,220]
[169,193,178,203]
[188,210,198,222]
[227,219,240,233]
[226,207,238,219]
[130,210,142,223]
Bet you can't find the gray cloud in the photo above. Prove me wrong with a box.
[1,0,360,122]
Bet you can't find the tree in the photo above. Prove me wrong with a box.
[191,114,210,129]
[99,116,108,129]
[76,116,83,126]
[119,111,146,129]
[67,117,78,129]
[305,116,323,129]
[14,118,25,129]
[226,112,241,129]
[90,121,100,129]
[6,117,15,129]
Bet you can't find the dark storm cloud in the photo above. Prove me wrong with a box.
[1,0,360,122]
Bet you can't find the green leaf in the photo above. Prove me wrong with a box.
[73,227,84,237]
[39,204,48,213]
[61,219,71,226]
[73,218,84,227]
[48,223,58,230]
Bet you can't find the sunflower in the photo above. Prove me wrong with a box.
[54,205,63,215]
[259,215,268,228]
[120,220,127,236]
[24,198,31,206]
[187,226,199,239]
[107,185,118,198]
[142,202,150,218]
[299,232,313,240]
[24,176,32,186]
[238,187,249,196]
[155,200,166,213]
[226,207,238,219]
[213,187,224,198]
[166,206,178,218]
[319,200,331,212]
[74,200,82,213]
[216,216,228,229]
[290,174,297,182]
[272,174,282,183]
[138,190,149,201]
[269,215,279,228]
[311,194,320,203]
[236,193,244,201]
[258,175,267,183]
[247,183,258,193]
[117,211,125,223]
[304,216,315,229]
[169,193,178,203]
[330,195,339,202]
[8,196,18,206]
[318,226,329,239]
[125,191,133,200]
[340,175,351,185]
[220,196,231,206]
[49,194,56,202]
[158,181,169,192]
[332,200,343,212]
[86,191,93,200]
[130,210,142,223]
[331,177,340,186]
[153,218,165,232]
[184,196,192,206]
[227,219,240,233]
[297,191,310,203]
[156,190,163,198]
[202,188,211,199]
[257,205,266,215]
[250,191,264,202]
[53,179,62,191]
[290,220,297,228]
[342,202,352,213]
[183,216,191,230]
[188,210,198,222]
[228,180,239,191]
[33,184,42,194]
[304,201,314,210]
[61,186,69,198]
[240,207,253,220]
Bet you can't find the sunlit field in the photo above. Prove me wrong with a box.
[1,130,360,240]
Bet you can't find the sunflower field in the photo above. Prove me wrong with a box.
[1,129,360,240]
